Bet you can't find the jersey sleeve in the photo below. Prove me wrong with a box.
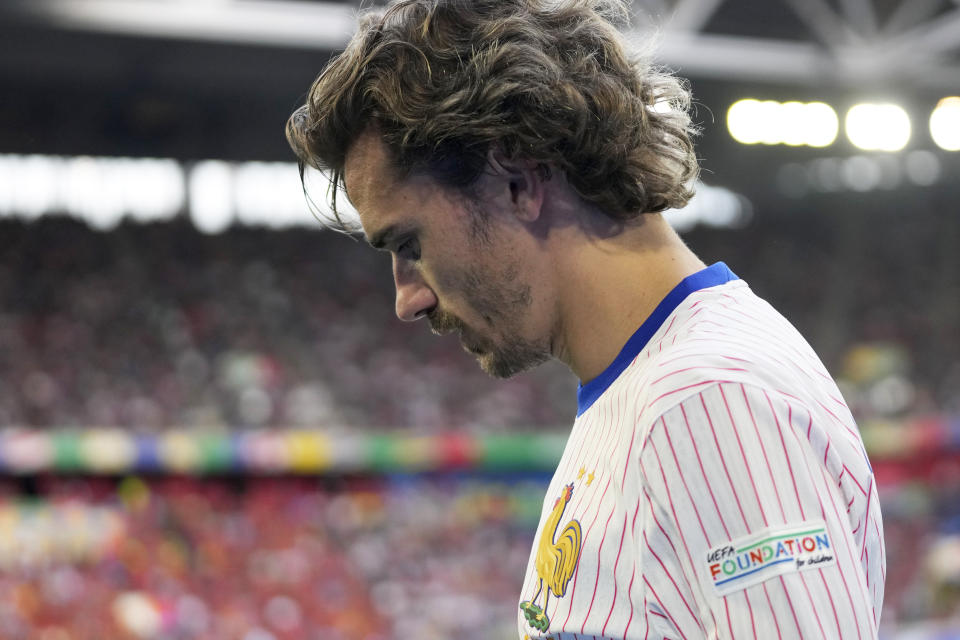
[636,382,883,639]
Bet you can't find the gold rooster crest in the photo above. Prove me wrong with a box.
[520,482,583,632]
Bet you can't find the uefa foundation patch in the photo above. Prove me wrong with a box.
[704,520,836,596]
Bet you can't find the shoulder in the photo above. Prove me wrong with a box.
[614,279,835,432]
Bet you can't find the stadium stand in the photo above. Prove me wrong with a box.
[1,215,959,637]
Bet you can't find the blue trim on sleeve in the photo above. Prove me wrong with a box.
[575,262,738,417]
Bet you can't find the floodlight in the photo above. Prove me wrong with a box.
[803,102,840,147]
[845,103,911,152]
[728,99,838,147]
[930,97,960,151]
[727,99,763,145]
[780,102,809,146]
[755,100,783,145]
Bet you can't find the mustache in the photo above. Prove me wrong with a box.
[428,309,464,336]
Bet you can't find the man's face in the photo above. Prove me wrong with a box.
[343,132,552,378]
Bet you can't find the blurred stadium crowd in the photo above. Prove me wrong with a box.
[0,474,543,639]
[0,472,953,639]
[0,217,575,432]
[1,212,958,431]
[1,213,959,638]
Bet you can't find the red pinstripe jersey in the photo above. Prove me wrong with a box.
[518,263,884,640]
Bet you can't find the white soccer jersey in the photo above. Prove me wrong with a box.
[518,263,885,640]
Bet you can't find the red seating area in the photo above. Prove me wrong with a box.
[0,475,545,640]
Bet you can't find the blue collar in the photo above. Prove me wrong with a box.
[576,262,739,416]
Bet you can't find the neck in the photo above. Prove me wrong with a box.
[550,213,705,384]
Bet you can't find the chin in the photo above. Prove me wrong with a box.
[477,348,550,379]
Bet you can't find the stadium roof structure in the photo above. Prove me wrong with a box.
[3,0,959,88]
[0,0,957,208]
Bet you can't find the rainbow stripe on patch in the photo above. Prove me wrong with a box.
[704,520,836,596]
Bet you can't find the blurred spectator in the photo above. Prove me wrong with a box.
[2,214,957,430]
[0,474,543,640]
[0,217,575,431]
[1,215,959,637]
[0,473,955,638]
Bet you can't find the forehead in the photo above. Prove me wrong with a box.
[343,130,399,219]
[344,131,466,246]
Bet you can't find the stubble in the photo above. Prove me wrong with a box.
[429,259,550,379]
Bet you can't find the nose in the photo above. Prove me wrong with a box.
[392,255,437,322]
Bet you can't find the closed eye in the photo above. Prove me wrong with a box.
[396,237,421,262]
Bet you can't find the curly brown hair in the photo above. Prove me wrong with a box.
[286,0,699,226]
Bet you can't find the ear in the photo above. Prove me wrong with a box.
[486,148,546,223]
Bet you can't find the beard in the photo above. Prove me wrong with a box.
[478,333,551,378]
[427,291,550,379]
[423,240,552,378]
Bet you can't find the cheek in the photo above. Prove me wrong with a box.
[423,258,490,322]
[467,263,532,325]
[428,235,532,323]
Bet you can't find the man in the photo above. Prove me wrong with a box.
[286,0,885,637]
